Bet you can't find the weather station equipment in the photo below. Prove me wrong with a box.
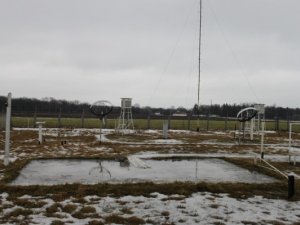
[90,100,113,144]
[116,98,134,134]
[36,122,46,144]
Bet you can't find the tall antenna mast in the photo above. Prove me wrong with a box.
[197,0,202,132]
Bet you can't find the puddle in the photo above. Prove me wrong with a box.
[11,158,276,185]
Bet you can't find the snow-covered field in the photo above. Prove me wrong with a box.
[1,128,300,224]
[1,192,300,225]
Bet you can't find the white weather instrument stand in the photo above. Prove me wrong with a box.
[4,93,12,166]
[288,122,300,165]
[36,122,45,144]
[236,107,258,143]
[90,100,113,144]
[116,98,134,134]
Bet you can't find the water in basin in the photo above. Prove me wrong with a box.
[11,158,276,185]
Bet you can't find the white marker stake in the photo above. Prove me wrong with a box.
[4,92,12,166]
[250,118,254,140]
[163,121,168,139]
[36,122,45,144]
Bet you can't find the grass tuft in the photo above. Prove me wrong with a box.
[105,214,145,224]
[62,204,77,214]
[88,220,105,225]
[50,220,65,225]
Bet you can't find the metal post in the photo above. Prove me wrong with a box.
[147,114,150,130]
[286,107,289,132]
[206,113,209,131]
[99,118,103,144]
[250,118,254,140]
[289,123,292,157]
[81,109,85,128]
[4,92,12,166]
[196,0,202,133]
[33,105,37,128]
[58,107,62,128]
[260,121,265,159]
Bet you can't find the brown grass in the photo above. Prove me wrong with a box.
[105,214,145,224]
[62,204,77,214]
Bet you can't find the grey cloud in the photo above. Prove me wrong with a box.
[0,0,300,108]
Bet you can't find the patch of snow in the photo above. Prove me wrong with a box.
[151,139,184,144]
[2,191,300,225]
[144,130,160,134]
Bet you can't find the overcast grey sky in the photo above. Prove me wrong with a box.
[1,0,299,108]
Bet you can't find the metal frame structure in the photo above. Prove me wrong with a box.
[117,98,134,134]
[288,122,300,165]
[90,100,113,144]
[253,104,265,133]
[236,104,265,141]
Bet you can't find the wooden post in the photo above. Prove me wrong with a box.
[288,174,295,199]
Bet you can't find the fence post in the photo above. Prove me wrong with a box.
[276,118,279,131]
[81,109,85,128]
[147,114,151,129]
[58,107,62,128]
[206,114,210,131]
[187,114,191,131]
[33,105,37,128]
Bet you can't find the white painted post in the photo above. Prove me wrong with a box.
[288,123,292,156]
[4,92,12,166]
[260,121,265,159]
[163,121,168,139]
[36,122,45,144]
[250,118,254,140]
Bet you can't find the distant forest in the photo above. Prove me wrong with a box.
[0,96,300,120]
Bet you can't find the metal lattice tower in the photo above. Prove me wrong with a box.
[117,98,134,133]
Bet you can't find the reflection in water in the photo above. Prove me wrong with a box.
[89,161,111,178]
[195,160,198,180]
[12,158,277,185]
